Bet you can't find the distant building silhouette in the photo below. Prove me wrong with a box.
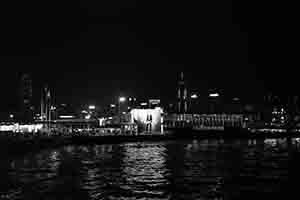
[40,85,52,121]
[177,72,188,113]
[19,73,34,122]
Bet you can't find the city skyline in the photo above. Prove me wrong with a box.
[0,69,296,117]
[0,1,298,199]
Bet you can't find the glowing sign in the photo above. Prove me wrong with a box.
[130,109,162,132]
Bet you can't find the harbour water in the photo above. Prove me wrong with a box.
[0,137,299,200]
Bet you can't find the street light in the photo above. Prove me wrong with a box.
[191,94,198,99]
[118,97,126,116]
[119,97,126,102]
[209,93,220,113]
[190,94,199,112]
[88,105,96,110]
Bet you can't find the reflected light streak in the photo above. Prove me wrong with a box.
[121,143,169,187]
[47,150,61,171]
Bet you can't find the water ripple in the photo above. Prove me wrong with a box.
[0,138,296,199]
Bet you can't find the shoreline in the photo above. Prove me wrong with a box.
[1,130,300,156]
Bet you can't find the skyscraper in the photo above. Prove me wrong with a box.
[177,72,188,113]
[19,73,34,122]
[40,85,51,121]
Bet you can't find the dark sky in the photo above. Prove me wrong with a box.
[0,1,295,112]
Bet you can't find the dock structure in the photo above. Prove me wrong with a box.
[1,113,245,136]
[163,113,245,130]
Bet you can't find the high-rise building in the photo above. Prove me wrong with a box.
[177,72,188,113]
[40,85,52,121]
[19,73,34,122]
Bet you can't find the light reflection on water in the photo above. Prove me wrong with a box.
[121,143,169,198]
[1,137,300,199]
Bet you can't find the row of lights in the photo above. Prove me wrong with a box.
[79,96,134,119]
[190,93,220,99]
[190,93,241,101]
[7,93,235,120]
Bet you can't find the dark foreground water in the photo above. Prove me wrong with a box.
[1,138,299,200]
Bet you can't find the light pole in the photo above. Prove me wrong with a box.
[87,105,96,119]
[190,94,198,113]
[9,114,14,121]
[118,97,126,116]
[209,93,220,113]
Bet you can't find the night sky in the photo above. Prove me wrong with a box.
[0,1,294,112]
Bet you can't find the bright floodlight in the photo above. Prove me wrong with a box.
[119,97,126,102]
[89,105,96,110]
[191,94,198,99]
[209,93,219,97]
[110,104,116,108]
[9,114,14,119]
[85,114,91,120]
